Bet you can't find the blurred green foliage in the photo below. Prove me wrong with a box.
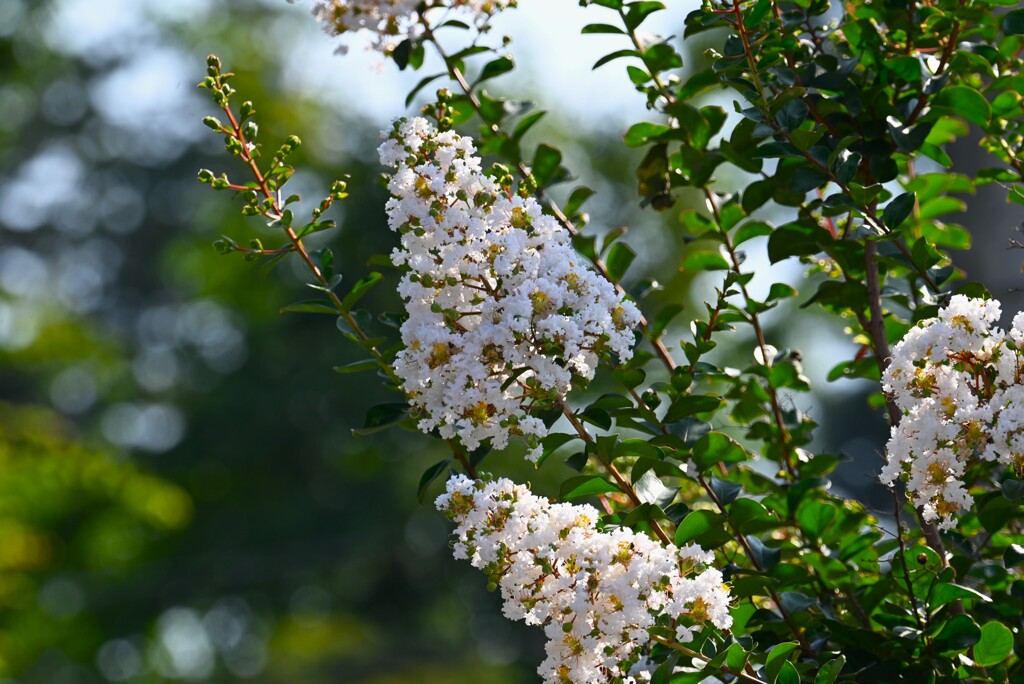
[0,0,550,681]
[0,403,191,677]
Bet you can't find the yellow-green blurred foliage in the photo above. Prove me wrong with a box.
[0,403,191,676]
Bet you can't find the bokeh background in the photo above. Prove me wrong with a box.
[1,0,1021,682]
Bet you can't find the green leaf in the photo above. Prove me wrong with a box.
[974,622,1014,667]
[560,475,621,501]
[537,433,576,466]
[652,304,684,337]
[767,282,797,302]
[746,535,780,570]
[813,656,845,684]
[392,39,412,70]
[593,48,641,70]
[617,438,660,460]
[933,614,981,653]
[882,192,916,230]
[636,143,672,209]
[624,1,665,31]
[743,0,772,26]
[532,144,563,187]
[765,642,800,683]
[564,186,595,216]
[930,582,992,608]
[709,476,741,506]
[475,56,514,84]
[693,432,748,471]
[674,509,725,545]
[405,72,444,107]
[634,470,673,506]
[417,459,451,503]
[683,249,730,271]
[1002,478,1024,500]
[664,395,722,424]
[333,359,378,374]
[355,402,408,436]
[777,661,799,684]
[734,220,773,245]
[933,86,991,127]
[780,591,816,614]
[1003,9,1024,34]
[342,272,383,310]
[581,22,627,34]
[790,167,829,194]
[767,221,831,263]
[613,367,646,389]
[885,56,922,82]
[679,68,721,100]
[724,643,748,671]
[513,111,546,141]
[624,122,670,148]
[796,500,835,540]
[280,299,338,315]
[605,242,637,281]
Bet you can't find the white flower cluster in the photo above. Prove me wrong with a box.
[436,475,733,684]
[881,295,1024,530]
[379,117,641,451]
[312,0,515,54]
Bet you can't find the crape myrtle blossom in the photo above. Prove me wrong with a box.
[881,295,1024,530]
[379,117,641,452]
[312,0,515,55]
[436,475,733,684]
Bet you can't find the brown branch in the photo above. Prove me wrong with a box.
[558,401,673,546]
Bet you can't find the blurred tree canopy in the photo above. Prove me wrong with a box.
[0,0,549,681]
[2,0,1020,682]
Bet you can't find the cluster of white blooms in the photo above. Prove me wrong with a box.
[379,117,641,451]
[312,0,515,54]
[436,475,733,684]
[881,295,1024,530]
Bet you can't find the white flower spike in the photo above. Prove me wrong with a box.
[379,117,641,453]
[882,295,1024,530]
[436,475,733,684]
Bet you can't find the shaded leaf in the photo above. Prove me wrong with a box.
[560,475,621,501]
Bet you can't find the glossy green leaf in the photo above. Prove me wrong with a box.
[882,192,916,231]
[342,272,383,310]
[683,249,730,271]
[593,48,640,70]
[974,621,1014,667]
[813,656,845,684]
[692,432,748,471]
[674,509,725,545]
[605,242,637,281]
[1003,9,1024,34]
[559,475,621,501]
[475,56,514,84]
[280,299,338,315]
[777,661,799,684]
[417,459,451,503]
[532,144,563,187]
[624,122,669,148]
[664,395,722,424]
[765,642,800,682]
[933,86,991,126]
[581,22,627,34]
